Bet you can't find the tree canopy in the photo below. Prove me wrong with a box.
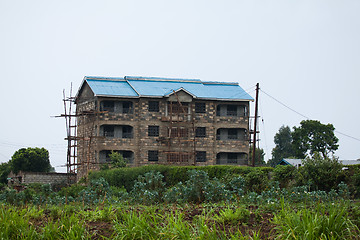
[9,147,52,174]
[292,120,339,159]
[269,125,294,167]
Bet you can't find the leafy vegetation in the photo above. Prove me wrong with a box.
[298,152,344,191]
[1,164,360,238]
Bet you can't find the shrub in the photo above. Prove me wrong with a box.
[245,169,268,193]
[350,172,360,198]
[298,153,344,191]
[272,165,298,188]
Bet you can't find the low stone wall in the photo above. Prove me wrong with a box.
[8,171,76,185]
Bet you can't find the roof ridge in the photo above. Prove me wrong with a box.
[85,76,125,81]
[125,76,201,83]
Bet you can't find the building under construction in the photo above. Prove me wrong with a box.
[67,76,253,180]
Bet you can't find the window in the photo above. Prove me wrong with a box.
[195,102,206,113]
[227,105,237,116]
[169,127,188,137]
[168,102,188,114]
[148,101,159,112]
[122,101,133,113]
[99,150,134,164]
[195,127,206,138]
[167,153,190,163]
[148,150,159,161]
[100,101,133,113]
[122,126,133,139]
[228,129,238,139]
[103,125,114,137]
[101,101,115,112]
[196,151,206,162]
[148,126,159,137]
[227,153,238,164]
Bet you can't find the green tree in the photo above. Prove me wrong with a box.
[269,125,294,167]
[9,147,52,174]
[249,147,266,166]
[0,162,11,184]
[109,151,127,168]
[292,120,339,159]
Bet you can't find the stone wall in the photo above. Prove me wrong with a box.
[8,171,76,185]
[75,92,251,179]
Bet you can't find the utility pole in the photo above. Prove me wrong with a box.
[252,83,259,167]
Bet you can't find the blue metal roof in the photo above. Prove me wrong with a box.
[86,79,138,97]
[82,76,253,101]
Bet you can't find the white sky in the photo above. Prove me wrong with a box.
[1,0,359,172]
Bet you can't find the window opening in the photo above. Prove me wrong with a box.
[228,129,238,139]
[195,127,206,138]
[148,101,159,112]
[227,105,237,116]
[148,126,159,137]
[166,153,190,163]
[195,102,206,113]
[227,153,238,164]
[122,101,133,113]
[196,151,206,162]
[148,150,159,161]
[122,126,133,139]
[101,101,115,112]
[103,125,114,137]
[169,102,188,114]
[169,127,188,137]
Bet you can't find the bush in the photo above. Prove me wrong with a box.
[272,165,298,188]
[351,173,360,197]
[298,153,344,191]
[245,169,268,193]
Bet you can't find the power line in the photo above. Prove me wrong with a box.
[260,89,360,142]
[260,89,310,120]
[334,131,360,142]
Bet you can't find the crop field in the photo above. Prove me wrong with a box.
[1,199,360,239]
[1,164,360,239]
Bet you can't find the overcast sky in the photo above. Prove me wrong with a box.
[1,0,359,172]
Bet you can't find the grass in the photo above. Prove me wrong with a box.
[273,199,360,239]
[0,200,359,239]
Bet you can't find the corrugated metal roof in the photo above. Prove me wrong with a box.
[83,76,253,101]
[86,79,138,97]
